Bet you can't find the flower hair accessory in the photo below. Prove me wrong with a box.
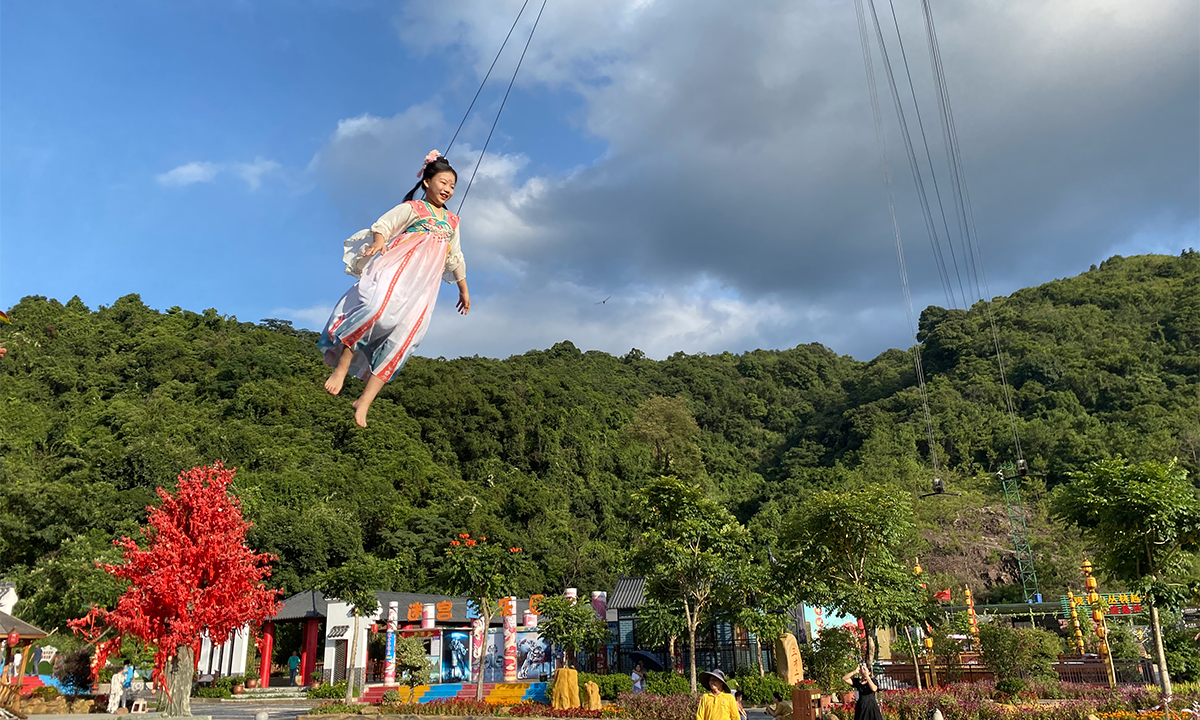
[417,149,442,178]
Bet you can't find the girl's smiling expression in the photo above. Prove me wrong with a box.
[424,171,456,207]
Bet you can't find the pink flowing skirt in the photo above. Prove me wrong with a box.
[319,230,447,382]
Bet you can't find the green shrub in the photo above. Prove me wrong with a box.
[978,623,1059,682]
[732,671,791,705]
[579,672,633,701]
[32,686,61,701]
[308,681,349,699]
[381,689,402,704]
[993,677,1027,701]
[645,671,691,697]
[801,626,859,692]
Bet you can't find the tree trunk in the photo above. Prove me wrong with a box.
[903,627,922,691]
[346,615,361,703]
[475,609,490,703]
[668,635,677,673]
[687,619,698,694]
[163,644,195,717]
[1148,604,1173,703]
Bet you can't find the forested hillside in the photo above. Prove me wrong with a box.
[2,251,1197,631]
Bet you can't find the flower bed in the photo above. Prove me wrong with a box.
[379,698,499,715]
[872,681,1197,720]
[509,702,624,718]
[615,691,700,720]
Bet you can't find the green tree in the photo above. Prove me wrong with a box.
[535,594,610,665]
[394,635,433,702]
[727,562,794,676]
[634,598,686,669]
[633,476,749,692]
[317,557,384,702]
[631,397,704,478]
[1051,457,1200,699]
[438,533,523,701]
[801,626,860,692]
[781,485,925,662]
[977,622,1060,682]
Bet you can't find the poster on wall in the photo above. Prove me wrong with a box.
[442,631,471,683]
[515,632,551,680]
[481,631,505,683]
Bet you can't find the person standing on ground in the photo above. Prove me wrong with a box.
[106,661,131,713]
[631,661,646,695]
[842,663,883,720]
[288,651,301,686]
[733,688,748,720]
[122,661,136,709]
[696,669,739,720]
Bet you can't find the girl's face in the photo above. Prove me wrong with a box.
[424,171,457,207]
[708,678,722,693]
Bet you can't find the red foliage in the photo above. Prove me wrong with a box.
[69,463,282,686]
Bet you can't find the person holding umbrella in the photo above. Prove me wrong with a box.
[696,669,739,720]
[631,661,647,695]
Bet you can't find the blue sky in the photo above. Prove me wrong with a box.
[3,0,1197,361]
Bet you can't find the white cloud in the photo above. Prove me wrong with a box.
[301,0,1196,361]
[273,304,334,329]
[157,158,282,190]
[234,157,280,190]
[156,161,219,187]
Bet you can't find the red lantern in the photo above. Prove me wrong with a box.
[6,630,19,647]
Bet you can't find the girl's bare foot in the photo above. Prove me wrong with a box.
[326,345,356,395]
[353,401,370,427]
[324,369,348,395]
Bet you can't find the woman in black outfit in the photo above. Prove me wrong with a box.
[842,663,884,720]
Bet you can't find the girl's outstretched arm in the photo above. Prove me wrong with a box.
[456,279,471,315]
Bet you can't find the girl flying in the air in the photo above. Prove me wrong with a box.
[320,150,470,427]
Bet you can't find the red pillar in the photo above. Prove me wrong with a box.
[260,622,275,689]
[301,619,319,686]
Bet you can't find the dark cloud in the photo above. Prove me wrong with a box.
[311,0,1198,360]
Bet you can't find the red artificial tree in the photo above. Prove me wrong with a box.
[70,463,281,717]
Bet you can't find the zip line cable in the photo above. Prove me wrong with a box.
[883,0,970,309]
[854,0,1027,465]
[456,0,549,216]
[863,0,958,310]
[443,0,533,160]
[853,0,942,475]
[916,0,1024,461]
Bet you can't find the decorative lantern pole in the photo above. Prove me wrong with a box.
[1066,591,1085,655]
[906,562,924,691]
[964,587,980,650]
[1081,559,1116,688]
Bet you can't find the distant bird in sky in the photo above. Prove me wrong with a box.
[595,295,611,305]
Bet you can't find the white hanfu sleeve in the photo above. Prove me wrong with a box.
[342,203,418,278]
[370,202,418,242]
[442,227,466,284]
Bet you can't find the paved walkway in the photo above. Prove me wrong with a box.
[31,702,317,720]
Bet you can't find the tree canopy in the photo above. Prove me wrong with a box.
[1,251,1197,634]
